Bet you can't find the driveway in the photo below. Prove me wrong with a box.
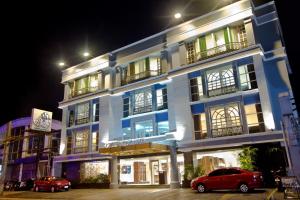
[0,188,284,200]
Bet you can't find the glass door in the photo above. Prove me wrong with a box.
[151,161,159,184]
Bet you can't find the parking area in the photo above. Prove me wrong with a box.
[0,188,285,200]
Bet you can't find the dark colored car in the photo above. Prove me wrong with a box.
[34,176,71,192]
[191,167,263,193]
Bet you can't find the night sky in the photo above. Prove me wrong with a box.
[1,0,298,125]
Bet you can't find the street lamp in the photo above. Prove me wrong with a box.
[174,13,182,19]
[83,52,90,57]
[58,62,65,67]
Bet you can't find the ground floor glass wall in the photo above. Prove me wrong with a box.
[120,154,184,185]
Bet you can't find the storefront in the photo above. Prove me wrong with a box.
[119,154,184,185]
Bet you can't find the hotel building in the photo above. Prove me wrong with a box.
[53,0,297,188]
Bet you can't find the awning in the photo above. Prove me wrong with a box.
[99,142,169,156]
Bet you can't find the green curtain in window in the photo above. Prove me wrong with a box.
[129,62,135,76]
[199,36,207,57]
[224,27,231,50]
[145,57,150,72]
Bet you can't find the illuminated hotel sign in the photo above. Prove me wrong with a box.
[30,108,52,132]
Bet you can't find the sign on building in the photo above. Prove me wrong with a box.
[30,108,52,132]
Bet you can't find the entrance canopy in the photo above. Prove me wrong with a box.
[99,142,169,156]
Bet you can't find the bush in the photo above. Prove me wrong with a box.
[238,147,258,171]
[183,164,205,181]
[82,173,110,184]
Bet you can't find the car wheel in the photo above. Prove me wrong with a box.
[65,188,69,191]
[51,186,55,193]
[35,186,39,192]
[239,183,249,193]
[197,183,206,193]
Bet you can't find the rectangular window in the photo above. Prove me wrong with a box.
[89,74,98,92]
[206,66,236,97]
[76,103,90,125]
[244,103,265,133]
[149,57,161,76]
[190,76,204,101]
[186,41,196,64]
[92,132,98,152]
[133,89,152,114]
[135,120,154,138]
[75,77,88,95]
[92,102,100,122]
[68,110,75,127]
[156,88,168,110]
[193,113,207,139]
[122,127,132,140]
[74,130,89,153]
[157,121,169,135]
[210,103,242,137]
[238,64,257,91]
[123,97,130,117]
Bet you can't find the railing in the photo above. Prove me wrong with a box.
[187,42,248,64]
[73,146,88,154]
[76,117,90,125]
[70,86,98,98]
[133,105,153,115]
[121,70,161,85]
[207,85,237,97]
[211,126,243,138]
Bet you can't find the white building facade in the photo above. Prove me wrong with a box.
[53,0,297,188]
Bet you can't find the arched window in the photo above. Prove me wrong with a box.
[210,103,242,137]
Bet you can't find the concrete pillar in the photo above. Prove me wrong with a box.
[253,54,275,131]
[18,163,23,182]
[244,18,256,46]
[110,156,119,189]
[63,84,70,101]
[22,128,29,158]
[161,50,169,73]
[60,108,68,155]
[279,92,300,180]
[98,71,103,90]
[179,42,187,66]
[169,141,180,188]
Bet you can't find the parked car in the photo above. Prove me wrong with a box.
[191,167,263,193]
[34,176,71,192]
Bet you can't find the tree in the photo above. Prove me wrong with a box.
[238,147,258,171]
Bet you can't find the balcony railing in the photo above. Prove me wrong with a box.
[76,117,90,125]
[133,105,153,115]
[73,146,88,154]
[121,70,161,85]
[211,126,243,138]
[70,86,98,98]
[187,42,248,64]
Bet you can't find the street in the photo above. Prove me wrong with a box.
[0,188,285,200]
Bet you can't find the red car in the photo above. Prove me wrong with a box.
[34,176,71,192]
[191,167,263,193]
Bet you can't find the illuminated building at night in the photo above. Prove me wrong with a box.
[53,0,298,188]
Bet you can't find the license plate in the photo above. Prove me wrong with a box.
[64,186,69,188]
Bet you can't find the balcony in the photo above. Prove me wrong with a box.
[73,146,88,154]
[70,86,98,98]
[187,42,248,64]
[121,70,161,85]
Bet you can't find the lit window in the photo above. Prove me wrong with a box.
[206,66,236,97]
[190,76,204,101]
[92,132,98,152]
[156,88,168,110]
[135,120,154,138]
[76,103,90,125]
[133,89,152,114]
[193,113,207,139]
[157,121,169,135]
[244,104,265,133]
[89,74,98,91]
[149,57,161,76]
[92,102,99,122]
[210,103,242,137]
[74,130,89,153]
[238,64,257,91]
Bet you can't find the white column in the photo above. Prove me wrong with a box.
[169,141,180,188]
[110,156,119,189]
[18,163,23,182]
[244,18,256,46]
[179,42,187,66]
[253,54,275,131]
